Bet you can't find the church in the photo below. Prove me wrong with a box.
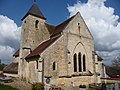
[3,1,106,90]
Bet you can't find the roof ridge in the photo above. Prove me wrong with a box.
[56,15,75,27]
[50,15,75,37]
[45,22,55,27]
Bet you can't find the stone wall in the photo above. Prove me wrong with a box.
[41,36,67,78]
[65,12,94,75]
[41,13,97,89]
[19,14,50,79]
[13,56,19,63]
[18,11,106,90]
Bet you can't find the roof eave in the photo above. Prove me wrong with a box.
[25,55,40,61]
[21,13,46,21]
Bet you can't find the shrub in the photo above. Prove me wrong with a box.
[79,85,86,88]
[0,64,6,70]
[0,84,19,90]
[31,83,44,90]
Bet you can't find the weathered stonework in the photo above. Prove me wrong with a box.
[16,2,107,90]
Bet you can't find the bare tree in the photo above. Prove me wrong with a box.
[105,55,120,76]
[112,55,120,67]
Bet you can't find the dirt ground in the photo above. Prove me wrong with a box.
[2,78,31,90]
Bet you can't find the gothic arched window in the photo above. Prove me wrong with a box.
[35,20,39,28]
[73,53,77,72]
[83,54,86,71]
[53,62,56,71]
[78,52,82,72]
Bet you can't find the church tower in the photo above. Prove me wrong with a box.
[19,1,50,79]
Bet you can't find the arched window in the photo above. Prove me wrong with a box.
[73,53,77,72]
[83,54,86,71]
[35,20,39,28]
[53,62,56,71]
[78,52,82,72]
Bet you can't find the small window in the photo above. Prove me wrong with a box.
[25,40,27,42]
[73,53,77,72]
[36,60,38,69]
[83,55,86,71]
[53,62,56,71]
[35,20,39,28]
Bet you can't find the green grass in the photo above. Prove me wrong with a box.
[0,84,19,90]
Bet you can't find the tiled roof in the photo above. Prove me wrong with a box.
[26,36,60,59]
[51,15,75,37]
[45,23,55,35]
[3,63,18,74]
[13,49,20,57]
[22,2,46,20]
[98,55,103,61]
[107,78,120,80]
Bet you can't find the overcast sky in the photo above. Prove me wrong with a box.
[0,0,120,65]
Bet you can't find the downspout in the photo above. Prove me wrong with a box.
[40,56,44,83]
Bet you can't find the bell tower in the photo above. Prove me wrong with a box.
[19,1,50,79]
[20,1,50,57]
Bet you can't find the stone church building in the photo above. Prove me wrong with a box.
[4,1,107,90]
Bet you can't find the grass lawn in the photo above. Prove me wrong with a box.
[0,84,19,90]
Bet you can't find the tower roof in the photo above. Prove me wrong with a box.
[22,2,46,21]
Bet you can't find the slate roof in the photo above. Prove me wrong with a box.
[3,63,18,74]
[13,49,20,57]
[26,36,60,59]
[22,2,46,20]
